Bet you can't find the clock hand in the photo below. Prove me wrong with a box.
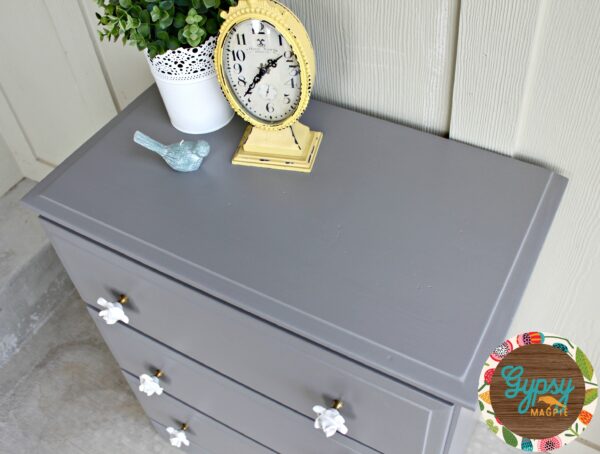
[244,66,268,97]
[244,55,284,96]
[266,55,284,68]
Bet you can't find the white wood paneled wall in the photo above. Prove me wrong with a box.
[452,1,600,448]
[1,0,461,189]
[82,0,462,133]
[0,0,116,188]
[281,0,460,134]
[0,133,21,196]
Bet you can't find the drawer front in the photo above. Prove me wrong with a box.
[103,313,378,454]
[121,374,271,454]
[44,220,452,454]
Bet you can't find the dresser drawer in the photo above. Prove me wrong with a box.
[103,313,378,453]
[44,219,452,454]
[121,373,271,454]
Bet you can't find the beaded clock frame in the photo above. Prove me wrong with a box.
[214,0,316,131]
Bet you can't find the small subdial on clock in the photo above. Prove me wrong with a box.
[223,19,302,124]
[258,84,277,101]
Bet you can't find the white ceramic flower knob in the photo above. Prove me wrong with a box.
[139,370,164,397]
[97,295,129,325]
[166,424,189,448]
[313,400,348,438]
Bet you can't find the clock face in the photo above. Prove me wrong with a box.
[222,19,302,125]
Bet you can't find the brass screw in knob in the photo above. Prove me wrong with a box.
[154,369,164,378]
[180,423,189,431]
[332,400,343,410]
[118,294,129,305]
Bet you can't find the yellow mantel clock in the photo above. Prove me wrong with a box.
[215,0,322,172]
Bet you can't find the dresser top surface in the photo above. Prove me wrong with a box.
[24,86,566,406]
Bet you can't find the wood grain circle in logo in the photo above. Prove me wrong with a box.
[490,344,585,440]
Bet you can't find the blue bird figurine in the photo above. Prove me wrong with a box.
[133,131,210,172]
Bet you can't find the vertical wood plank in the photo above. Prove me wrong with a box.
[449,1,540,152]
[0,88,54,181]
[452,1,600,447]
[0,133,21,197]
[281,0,460,134]
[0,0,115,169]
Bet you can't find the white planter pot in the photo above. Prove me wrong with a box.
[146,37,234,135]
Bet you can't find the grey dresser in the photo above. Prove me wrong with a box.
[23,86,566,453]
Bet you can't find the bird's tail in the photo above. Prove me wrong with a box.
[134,131,166,157]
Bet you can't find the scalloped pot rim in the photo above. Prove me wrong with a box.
[478,332,597,451]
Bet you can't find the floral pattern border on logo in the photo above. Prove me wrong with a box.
[478,332,598,452]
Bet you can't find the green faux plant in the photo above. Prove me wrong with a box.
[95,0,237,58]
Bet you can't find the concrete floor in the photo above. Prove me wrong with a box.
[0,293,176,454]
[0,180,72,367]
[0,293,593,454]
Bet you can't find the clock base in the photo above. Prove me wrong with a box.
[232,122,323,173]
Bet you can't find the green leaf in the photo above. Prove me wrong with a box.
[502,427,518,447]
[139,9,151,23]
[174,12,186,28]
[186,8,205,24]
[126,15,140,30]
[167,37,180,49]
[159,0,174,9]
[479,400,484,411]
[182,23,206,46]
[576,348,594,380]
[584,388,598,405]
[158,13,174,29]
[147,42,164,58]
[137,23,150,38]
[115,6,127,18]
[202,0,219,7]
[156,30,170,42]
[129,5,142,17]
[136,38,148,50]
[119,0,132,8]
[150,5,161,21]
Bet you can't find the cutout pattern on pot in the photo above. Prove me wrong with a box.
[146,37,217,81]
